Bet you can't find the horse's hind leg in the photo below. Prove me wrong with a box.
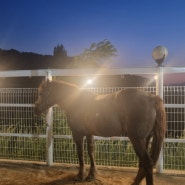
[130,161,145,185]
[131,136,153,185]
[130,138,154,185]
[72,132,85,181]
[86,135,97,181]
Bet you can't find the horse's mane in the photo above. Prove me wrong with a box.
[38,79,80,92]
[38,79,98,104]
[57,80,79,89]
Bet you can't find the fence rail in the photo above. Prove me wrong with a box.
[0,67,185,176]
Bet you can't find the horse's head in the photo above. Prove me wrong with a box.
[34,79,81,115]
[34,80,55,115]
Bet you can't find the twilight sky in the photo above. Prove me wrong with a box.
[1,0,185,68]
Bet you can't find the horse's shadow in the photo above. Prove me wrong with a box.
[39,174,74,185]
[39,174,103,185]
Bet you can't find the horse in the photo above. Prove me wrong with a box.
[34,80,166,185]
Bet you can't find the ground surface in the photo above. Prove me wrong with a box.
[0,161,184,185]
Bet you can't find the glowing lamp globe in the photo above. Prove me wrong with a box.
[152,46,168,66]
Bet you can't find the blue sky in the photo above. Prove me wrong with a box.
[0,0,185,67]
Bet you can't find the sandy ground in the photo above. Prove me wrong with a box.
[0,161,184,185]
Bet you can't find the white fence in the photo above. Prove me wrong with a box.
[0,67,185,176]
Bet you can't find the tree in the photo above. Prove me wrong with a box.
[76,39,117,66]
[53,44,67,58]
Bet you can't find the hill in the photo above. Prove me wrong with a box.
[0,49,75,70]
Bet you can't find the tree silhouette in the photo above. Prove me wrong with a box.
[53,44,67,58]
[76,39,117,66]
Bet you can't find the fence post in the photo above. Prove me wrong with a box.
[156,66,164,173]
[45,70,53,166]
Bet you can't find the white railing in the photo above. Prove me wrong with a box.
[0,66,184,175]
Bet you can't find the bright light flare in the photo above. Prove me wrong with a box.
[86,79,93,85]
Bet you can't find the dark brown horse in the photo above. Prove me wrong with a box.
[34,80,166,185]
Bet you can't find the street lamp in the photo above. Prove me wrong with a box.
[152,46,168,66]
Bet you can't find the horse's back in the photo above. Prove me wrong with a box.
[116,88,158,138]
[67,88,160,138]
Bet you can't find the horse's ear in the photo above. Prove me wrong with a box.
[39,78,51,88]
[38,78,45,87]
[46,79,52,83]
[43,79,51,83]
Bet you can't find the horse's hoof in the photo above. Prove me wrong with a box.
[86,175,95,182]
[86,173,97,181]
[130,182,139,185]
[73,174,84,182]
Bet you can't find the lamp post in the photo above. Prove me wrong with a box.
[152,45,168,173]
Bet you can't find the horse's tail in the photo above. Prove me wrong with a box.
[150,96,166,165]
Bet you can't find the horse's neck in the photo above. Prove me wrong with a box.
[57,84,81,108]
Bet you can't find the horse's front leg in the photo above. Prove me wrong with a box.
[86,135,97,181]
[72,132,85,181]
